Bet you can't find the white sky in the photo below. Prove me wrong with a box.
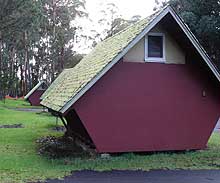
[74,0,158,52]
[85,0,156,20]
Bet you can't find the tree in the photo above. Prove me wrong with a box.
[38,0,87,81]
[0,0,88,99]
[0,0,43,97]
[89,3,142,47]
[154,0,220,70]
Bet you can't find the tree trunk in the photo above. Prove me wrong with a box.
[15,58,18,97]
[24,31,30,94]
[20,64,25,97]
[51,0,57,81]
[35,57,40,84]
[8,46,15,96]
[60,46,64,73]
[0,31,3,99]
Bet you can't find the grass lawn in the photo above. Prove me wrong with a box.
[0,98,43,109]
[1,99,220,183]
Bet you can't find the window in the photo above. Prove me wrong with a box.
[145,33,165,62]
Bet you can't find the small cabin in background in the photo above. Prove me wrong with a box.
[24,81,47,106]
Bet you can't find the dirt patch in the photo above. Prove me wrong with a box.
[36,136,89,158]
[51,126,66,132]
[8,107,46,112]
[0,124,24,128]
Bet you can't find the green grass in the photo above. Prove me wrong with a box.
[1,99,220,182]
[0,98,42,109]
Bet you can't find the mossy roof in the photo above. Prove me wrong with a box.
[40,69,71,100]
[41,10,162,112]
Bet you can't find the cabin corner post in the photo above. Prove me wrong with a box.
[59,113,76,137]
[58,114,68,130]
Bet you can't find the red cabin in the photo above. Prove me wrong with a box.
[24,81,47,106]
[41,6,220,153]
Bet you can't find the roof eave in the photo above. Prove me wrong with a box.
[24,81,45,99]
[59,6,171,114]
[59,5,220,114]
[167,7,220,82]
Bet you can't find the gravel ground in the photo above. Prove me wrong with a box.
[8,107,47,112]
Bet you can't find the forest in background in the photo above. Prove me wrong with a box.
[0,0,219,99]
[0,0,141,99]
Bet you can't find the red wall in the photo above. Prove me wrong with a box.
[28,90,45,106]
[70,62,220,153]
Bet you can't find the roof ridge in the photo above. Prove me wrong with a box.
[40,7,167,111]
[64,7,168,73]
[102,7,167,43]
[41,5,220,113]
[24,81,45,99]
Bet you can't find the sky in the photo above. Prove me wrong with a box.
[85,0,157,20]
[74,0,159,53]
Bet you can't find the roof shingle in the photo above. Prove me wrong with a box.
[41,11,161,112]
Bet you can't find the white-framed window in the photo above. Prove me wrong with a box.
[145,33,165,63]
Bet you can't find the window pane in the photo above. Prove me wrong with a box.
[148,35,163,58]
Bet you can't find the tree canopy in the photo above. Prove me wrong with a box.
[156,0,220,69]
[171,0,220,69]
[0,0,87,98]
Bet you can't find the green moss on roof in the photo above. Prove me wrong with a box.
[40,69,70,100]
[41,11,160,112]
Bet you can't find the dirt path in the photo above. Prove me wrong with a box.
[8,107,47,112]
[43,170,220,183]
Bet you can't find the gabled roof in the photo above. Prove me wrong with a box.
[40,69,71,100]
[41,5,220,113]
[24,81,46,99]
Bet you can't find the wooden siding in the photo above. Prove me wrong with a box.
[28,90,45,106]
[66,61,220,153]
